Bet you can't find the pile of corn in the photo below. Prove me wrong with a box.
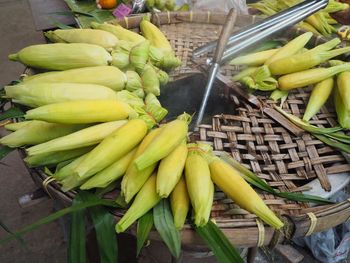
[249,0,349,37]
[230,32,350,127]
[9,16,181,99]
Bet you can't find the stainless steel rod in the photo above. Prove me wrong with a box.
[193,0,328,58]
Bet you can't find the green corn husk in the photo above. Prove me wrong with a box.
[130,40,150,73]
[328,60,346,66]
[270,89,289,102]
[148,64,169,85]
[4,121,32,131]
[298,21,321,36]
[155,0,166,10]
[5,82,118,107]
[116,174,161,233]
[146,0,155,9]
[9,43,112,71]
[54,154,87,181]
[323,0,349,13]
[335,72,350,129]
[241,66,278,91]
[232,67,259,82]
[115,90,145,107]
[74,119,148,180]
[269,47,350,75]
[26,120,127,156]
[135,103,168,130]
[24,146,94,168]
[125,71,144,98]
[22,66,127,91]
[141,65,160,96]
[165,0,176,10]
[149,46,181,70]
[306,13,333,36]
[230,49,279,66]
[132,89,145,99]
[111,41,133,69]
[134,113,191,171]
[80,148,137,190]
[0,121,85,147]
[303,78,334,122]
[90,22,145,45]
[44,29,118,50]
[145,93,161,106]
[278,63,350,90]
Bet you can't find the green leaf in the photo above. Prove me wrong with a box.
[0,218,25,246]
[325,132,350,144]
[51,21,75,29]
[80,191,118,263]
[153,199,181,259]
[0,146,14,160]
[68,194,86,263]
[0,107,24,121]
[195,220,244,263]
[136,211,153,256]
[313,133,350,154]
[0,198,118,244]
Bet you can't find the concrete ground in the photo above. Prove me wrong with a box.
[0,1,336,262]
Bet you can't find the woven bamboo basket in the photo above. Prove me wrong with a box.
[18,11,350,248]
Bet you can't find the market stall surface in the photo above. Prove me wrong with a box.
[0,0,324,262]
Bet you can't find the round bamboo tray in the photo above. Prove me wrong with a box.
[19,11,350,248]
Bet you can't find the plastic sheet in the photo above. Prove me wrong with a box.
[294,191,350,263]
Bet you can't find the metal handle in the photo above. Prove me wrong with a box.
[212,9,237,63]
[193,0,328,59]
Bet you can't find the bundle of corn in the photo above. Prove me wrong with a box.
[249,0,348,36]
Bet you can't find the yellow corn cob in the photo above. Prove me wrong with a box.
[140,18,173,54]
[303,78,334,122]
[121,128,162,203]
[80,148,136,190]
[74,119,148,179]
[27,120,127,156]
[278,63,350,90]
[22,66,127,91]
[91,22,145,45]
[298,21,321,36]
[5,82,118,107]
[45,29,118,49]
[264,32,313,65]
[230,49,279,66]
[185,147,214,227]
[0,121,85,147]
[134,113,190,170]
[207,155,284,229]
[157,140,188,198]
[4,121,32,131]
[170,176,190,230]
[9,43,112,70]
[269,47,350,75]
[24,146,94,168]
[116,174,161,233]
[335,72,350,128]
[24,100,133,124]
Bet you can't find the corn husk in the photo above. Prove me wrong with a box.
[141,65,160,96]
[145,93,161,107]
[335,72,350,129]
[232,67,258,82]
[4,121,32,131]
[149,46,181,70]
[241,66,278,91]
[22,66,127,91]
[111,41,133,69]
[125,71,144,98]
[170,176,190,230]
[115,90,145,107]
[130,40,150,73]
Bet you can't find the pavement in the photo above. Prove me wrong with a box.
[0,1,339,262]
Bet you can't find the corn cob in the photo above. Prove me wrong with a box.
[27,120,127,156]
[303,78,334,122]
[9,43,112,70]
[44,29,118,49]
[141,65,160,96]
[134,113,190,170]
[278,63,350,90]
[24,146,94,168]
[207,155,284,229]
[22,66,127,91]
[140,18,173,54]
[230,49,279,66]
[116,174,161,233]
[121,128,162,203]
[0,121,85,147]
[91,22,145,45]
[185,146,214,227]
[111,41,132,69]
[335,72,350,129]
[74,119,148,179]
[170,176,190,230]
[306,13,333,36]
[129,40,150,73]
[5,82,118,107]
[298,22,321,36]
[269,47,350,75]
[264,32,313,65]
[24,100,133,124]
[157,140,188,198]
[80,148,136,190]
[4,121,32,131]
